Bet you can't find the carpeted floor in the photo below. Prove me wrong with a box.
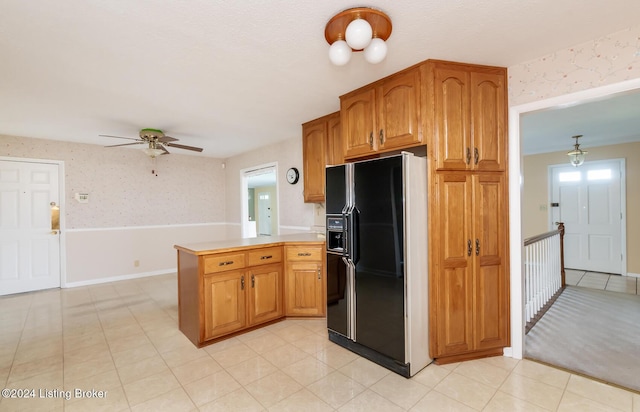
[525,285,640,393]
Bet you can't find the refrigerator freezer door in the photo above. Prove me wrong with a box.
[326,254,349,337]
[325,165,347,215]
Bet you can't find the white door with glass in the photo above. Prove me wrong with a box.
[0,159,62,295]
[550,159,624,274]
[257,191,272,236]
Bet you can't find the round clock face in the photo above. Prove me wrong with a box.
[286,168,299,184]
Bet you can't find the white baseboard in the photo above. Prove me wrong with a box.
[63,269,176,288]
[503,347,519,359]
[626,272,640,278]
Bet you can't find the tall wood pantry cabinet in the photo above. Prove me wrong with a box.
[424,60,510,363]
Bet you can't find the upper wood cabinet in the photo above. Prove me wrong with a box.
[425,61,507,171]
[341,67,422,159]
[302,111,341,203]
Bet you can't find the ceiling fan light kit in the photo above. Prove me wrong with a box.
[325,7,392,66]
[101,128,203,158]
[567,134,588,167]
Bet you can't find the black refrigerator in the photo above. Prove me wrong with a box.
[325,152,431,377]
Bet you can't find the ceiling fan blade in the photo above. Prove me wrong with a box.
[159,144,170,155]
[105,142,145,147]
[166,142,203,152]
[158,135,179,143]
[99,134,140,141]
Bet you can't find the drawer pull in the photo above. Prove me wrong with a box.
[218,260,234,266]
[260,255,273,260]
[297,252,312,257]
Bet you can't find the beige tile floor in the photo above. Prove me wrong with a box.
[1,273,639,411]
[565,269,639,295]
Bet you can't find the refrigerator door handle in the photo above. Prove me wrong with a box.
[346,208,360,264]
[343,256,356,341]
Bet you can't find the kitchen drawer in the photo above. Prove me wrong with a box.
[286,246,323,261]
[203,252,246,274]
[247,246,283,266]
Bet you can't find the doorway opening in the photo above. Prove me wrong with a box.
[509,77,640,359]
[240,163,278,238]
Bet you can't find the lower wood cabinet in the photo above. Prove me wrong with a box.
[177,240,325,347]
[203,270,246,340]
[285,245,325,316]
[248,263,283,325]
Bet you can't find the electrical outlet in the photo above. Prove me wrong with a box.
[134,260,140,267]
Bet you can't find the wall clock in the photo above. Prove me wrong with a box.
[286,167,299,184]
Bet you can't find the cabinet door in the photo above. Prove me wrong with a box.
[378,69,421,151]
[433,173,473,357]
[326,112,343,166]
[203,271,246,340]
[248,263,283,326]
[341,88,377,159]
[472,174,509,350]
[286,262,324,316]
[471,72,506,171]
[433,66,471,171]
[302,119,328,203]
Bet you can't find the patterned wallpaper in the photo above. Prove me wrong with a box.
[0,135,226,229]
[508,26,640,106]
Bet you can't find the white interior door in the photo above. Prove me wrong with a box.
[257,191,272,236]
[550,159,624,274]
[0,160,61,295]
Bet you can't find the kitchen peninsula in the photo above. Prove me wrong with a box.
[174,233,326,347]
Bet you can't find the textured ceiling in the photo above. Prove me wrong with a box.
[2,1,640,158]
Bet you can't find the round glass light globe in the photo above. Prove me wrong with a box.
[364,38,387,64]
[329,40,352,66]
[345,18,372,50]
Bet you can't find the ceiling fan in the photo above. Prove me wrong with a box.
[101,128,203,157]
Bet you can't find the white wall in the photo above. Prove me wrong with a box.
[224,136,316,238]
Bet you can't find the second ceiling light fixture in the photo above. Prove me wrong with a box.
[325,7,392,66]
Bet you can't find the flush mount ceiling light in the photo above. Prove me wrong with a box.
[325,7,392,66]
[568,134,588,167]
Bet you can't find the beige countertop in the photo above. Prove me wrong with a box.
[174,232,326,255]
